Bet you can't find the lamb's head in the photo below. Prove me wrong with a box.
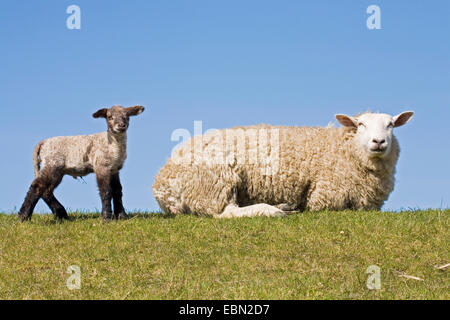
[93,105,145,134]
[335,111,414,159]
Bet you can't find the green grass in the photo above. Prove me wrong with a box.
[0,210,448,300]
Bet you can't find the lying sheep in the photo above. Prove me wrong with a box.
[153,111,414,218]
[19,105,145,221]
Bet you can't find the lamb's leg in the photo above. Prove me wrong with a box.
[18,179,45,221]
[111,173,128,220]
[96,173,113,221]
[18,168,55,221]
[43,194,68,220]
[41,171,68,220]
[217,203,286,219]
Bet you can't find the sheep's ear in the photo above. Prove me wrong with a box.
[126,105,145,117]
[93,108,108,118]
[335,114,357,128]
[393,111,414,127]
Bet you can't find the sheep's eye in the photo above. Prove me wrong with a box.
[358,122,365,128]
[107,116,113,120]
[387,123,394,129]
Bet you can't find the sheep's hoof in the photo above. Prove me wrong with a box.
[275,203,297,211]
[169,206,180,214]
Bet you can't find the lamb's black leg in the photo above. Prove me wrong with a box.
[18,182,42,221]
[111,173,128,220]
[41,172,68,220]
[96,173,113,220]
[43,194,68,220]
[18,174,51,222]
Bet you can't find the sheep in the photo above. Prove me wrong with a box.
[153,111,414,218]
[18,105,145,222]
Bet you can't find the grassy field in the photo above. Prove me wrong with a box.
[0,210,448,300]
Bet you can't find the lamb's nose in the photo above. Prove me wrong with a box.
[372,138,385,145]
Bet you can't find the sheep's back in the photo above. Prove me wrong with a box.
[166,125,346,206]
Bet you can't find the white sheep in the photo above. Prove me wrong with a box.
[153,111,414,218]
[19,105,145,221]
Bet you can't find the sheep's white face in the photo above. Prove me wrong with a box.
[336,111,414,158]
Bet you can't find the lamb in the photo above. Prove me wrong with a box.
[153,111,414,218]
[18,105,145,222]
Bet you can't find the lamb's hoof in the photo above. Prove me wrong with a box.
[18,213,31,222]
[102,212,114,221]
[116,213,129,220]
[55,209,69,221]
[56,215,70,221]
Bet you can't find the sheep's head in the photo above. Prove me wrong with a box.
[335,111,414,159]
[93,105,145,134]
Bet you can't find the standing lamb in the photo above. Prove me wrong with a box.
[153,111,414,218]
[19,105,145,222]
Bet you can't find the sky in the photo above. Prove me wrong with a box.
[0,0,449,213]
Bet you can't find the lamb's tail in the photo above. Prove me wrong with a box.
[33,141,44,178]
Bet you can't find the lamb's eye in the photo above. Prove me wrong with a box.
[358,123,365,128]
[387,123,394,129]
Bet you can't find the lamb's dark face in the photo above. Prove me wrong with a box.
[106,106,131,134]
[93,105,145,134]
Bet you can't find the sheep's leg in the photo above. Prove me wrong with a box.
[96,173,113,221]
[217,203,286,219]
[275,203,298,212]
[41,172,68,220]
[111,173,128,220]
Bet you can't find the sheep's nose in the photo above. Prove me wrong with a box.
[372,138,385,145]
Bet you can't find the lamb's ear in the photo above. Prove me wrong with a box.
[335,114,357,128]
[125,105,145,117]
[393,111,414,127]
[93,108,108,118]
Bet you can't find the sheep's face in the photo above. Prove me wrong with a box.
[336,111,414,159]
[93,105,145,134]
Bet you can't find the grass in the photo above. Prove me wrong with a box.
[0,210,448,300]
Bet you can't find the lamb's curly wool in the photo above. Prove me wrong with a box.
[153,122,400,217]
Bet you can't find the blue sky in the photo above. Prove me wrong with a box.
[0,0,449,213]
